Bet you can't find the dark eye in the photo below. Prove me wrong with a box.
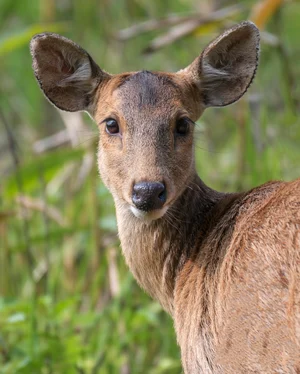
[105,119,120,135]
[176,118,190,136]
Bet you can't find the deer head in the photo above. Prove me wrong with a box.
[30,21,259,222]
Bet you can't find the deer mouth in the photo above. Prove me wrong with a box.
[130,205,169,221]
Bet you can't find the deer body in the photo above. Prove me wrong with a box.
[174,178,300,373]
[30,22,300,373]
[118,176,300,373]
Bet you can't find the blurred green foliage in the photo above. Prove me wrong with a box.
[0,0,300,373]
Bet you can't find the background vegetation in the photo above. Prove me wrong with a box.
[1,0,299,373]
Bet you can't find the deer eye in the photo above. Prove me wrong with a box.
[175,118,190,136]
[105,119,120,135]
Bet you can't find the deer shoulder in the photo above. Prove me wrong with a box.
[175,179,300,373]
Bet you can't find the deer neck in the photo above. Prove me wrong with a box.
[115,174,226,315]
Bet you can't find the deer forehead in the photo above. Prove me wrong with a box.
[96,71,191,128]
[117,70,181,107]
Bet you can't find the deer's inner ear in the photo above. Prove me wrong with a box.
[30,33,111,112]
[179,21,260,108]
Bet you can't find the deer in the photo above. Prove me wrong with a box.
[30,21,300,373]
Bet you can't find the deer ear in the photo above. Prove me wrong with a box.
[180,21,260,107]
[30,33,110,112]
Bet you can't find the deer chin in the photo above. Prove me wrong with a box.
[130,205,169,221]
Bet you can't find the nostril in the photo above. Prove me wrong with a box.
[132,181,167,211]
[158,188,166,203]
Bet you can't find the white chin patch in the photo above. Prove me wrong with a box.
[130,206,168,221]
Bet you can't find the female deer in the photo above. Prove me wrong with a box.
[30,22,300,373]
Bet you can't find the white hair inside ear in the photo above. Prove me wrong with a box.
[178,21,260,107]
[30,33,111,112]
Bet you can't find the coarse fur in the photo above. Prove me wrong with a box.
[30,21,300,373]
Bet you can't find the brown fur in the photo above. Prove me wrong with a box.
[30,21,300,373]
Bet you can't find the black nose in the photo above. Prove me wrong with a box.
[132,182,167,211]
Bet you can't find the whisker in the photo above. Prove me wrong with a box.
[164,213,181,235]
[166,206,192,225]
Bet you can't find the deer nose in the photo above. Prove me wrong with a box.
[132,182,167,211]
